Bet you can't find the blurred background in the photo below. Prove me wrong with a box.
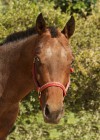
[0,0,100,140]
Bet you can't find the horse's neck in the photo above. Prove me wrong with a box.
[0,35,37,103]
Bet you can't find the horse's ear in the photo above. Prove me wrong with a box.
[62,16,75,38]
[36,13,46,35]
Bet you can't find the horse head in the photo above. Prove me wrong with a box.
[33,13,75,124]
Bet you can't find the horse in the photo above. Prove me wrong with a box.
[0,13,75,140]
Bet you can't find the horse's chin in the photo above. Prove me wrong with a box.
[44,117,61,124]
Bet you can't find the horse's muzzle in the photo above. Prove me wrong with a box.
[43,104,64,124]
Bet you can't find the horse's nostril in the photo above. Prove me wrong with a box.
[44,104,50,118]
[44,104,64,123]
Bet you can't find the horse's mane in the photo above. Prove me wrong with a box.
[0,26,37,45]
[0,26,58,45]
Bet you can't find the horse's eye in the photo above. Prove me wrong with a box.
[33,56,40,63]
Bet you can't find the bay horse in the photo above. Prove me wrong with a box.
[0,13,75,140]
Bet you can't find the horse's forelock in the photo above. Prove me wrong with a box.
[48,26,58,38]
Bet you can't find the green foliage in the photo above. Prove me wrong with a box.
[0,0,40,42]
[0,0,100,139]
[66,12,100,112]
[53,0,98,17]
[0,0,69,43]
[8,111,100,140]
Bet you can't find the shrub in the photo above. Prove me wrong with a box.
[53,0,98,16]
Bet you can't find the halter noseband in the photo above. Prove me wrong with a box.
[32,59,73,100]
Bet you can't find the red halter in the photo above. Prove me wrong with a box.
[32,60,74,100]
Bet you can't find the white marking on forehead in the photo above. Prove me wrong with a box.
[39,42,44,48]
[61,48,67,58]
[45,47,52,57]
[45,47,67,58]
